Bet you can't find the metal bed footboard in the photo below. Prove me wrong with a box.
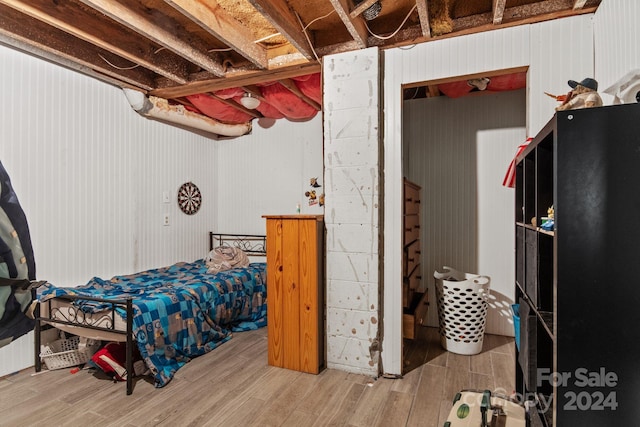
[34,294,135,395]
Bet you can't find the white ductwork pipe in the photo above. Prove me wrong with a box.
[123,88,251,138]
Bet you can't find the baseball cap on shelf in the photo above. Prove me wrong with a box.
[568,78,598,91]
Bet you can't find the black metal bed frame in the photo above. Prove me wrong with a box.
[208,232,267,256]
[34,294,135,393]
[34,232,266,395]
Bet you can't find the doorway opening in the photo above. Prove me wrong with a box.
[400,70,527,373]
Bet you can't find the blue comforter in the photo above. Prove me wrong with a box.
[38,260,267,387]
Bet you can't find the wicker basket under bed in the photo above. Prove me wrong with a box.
[40,335,101,370]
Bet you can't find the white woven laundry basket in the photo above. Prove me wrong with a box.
[40,335,101,370]
[434,266,491,355]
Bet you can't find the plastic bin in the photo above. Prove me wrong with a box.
[511,304,520,351]
[434,266,491,355]
[40,335,101,370]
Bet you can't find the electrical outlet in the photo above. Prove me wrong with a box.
[163,214,170,226]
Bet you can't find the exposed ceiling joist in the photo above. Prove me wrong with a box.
[165,0,268,69]
[493,0,507,25]
[207,93,263,118]
[151,62,322,99]
[80,0,228,77]
[573,0,589,9]
[454,1,598,34]
[243,85,267,102]
[350,0,379,19]
[329,0,369,49]
[279,79,322,111]
[1,0,192,84]
[0,4,156,90]
[247,0,316,61]
[0,0,602,135]
[415,0,432,39]
[427,85,441,97]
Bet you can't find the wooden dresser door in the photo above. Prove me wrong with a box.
[263,215,324,374]
[403,178,427,340]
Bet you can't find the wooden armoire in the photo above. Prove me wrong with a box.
[263,214,325,374]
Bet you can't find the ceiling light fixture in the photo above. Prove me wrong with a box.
[240,93,261,109]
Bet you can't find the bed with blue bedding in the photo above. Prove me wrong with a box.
[35,234,267,394]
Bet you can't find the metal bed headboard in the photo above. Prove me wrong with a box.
[208,233,266,256]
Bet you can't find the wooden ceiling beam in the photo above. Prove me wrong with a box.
[503,0,591,21]
[315,39,363,58]
[493,0,507,25]
[242,81,319,116]
[0,0,192,84]
[415,0,432,39]
[573,0,589,9]
[503,1,598,22]
[164,0,268,69]
[0,6,155,91]
[242,85,268,103]
[427,85,441,98]
[279,79,322,111]
[79,0,227,77]
[247,0,315,61]
[453,1,599,33]
[350,0,379,19]
[150,62,321,99]
[204,93,263,118]
[329,0,369,49]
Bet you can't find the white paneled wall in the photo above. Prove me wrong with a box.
[476,127,526,337]
[527,15,595,135]
[594,0,640,104]
[214,115,323,236]
[403,90,526,335]
[383,14,595,376]
[0,44,323,377]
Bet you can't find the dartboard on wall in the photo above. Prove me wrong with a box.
[177,182,202,215]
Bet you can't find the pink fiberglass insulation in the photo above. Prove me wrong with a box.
[225,93,285,119]
[485,72,527,92]
[293,73,322,105]
[438,80,473,98]
[253,98,286,119]
[213,87,283,118]
[214,87,245,99]
[260,82,318,120]
[438,72,527,98]
[186,93,252,124]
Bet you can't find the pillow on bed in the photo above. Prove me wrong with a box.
[205,246,250,274]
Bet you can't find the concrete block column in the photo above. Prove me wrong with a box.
[323,47,381,376]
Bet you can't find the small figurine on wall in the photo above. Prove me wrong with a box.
[551,78,603,111]
[305,177,323,206]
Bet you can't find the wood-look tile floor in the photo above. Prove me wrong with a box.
[0,326,514,427]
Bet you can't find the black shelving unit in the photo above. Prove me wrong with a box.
[514,103,640,426]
